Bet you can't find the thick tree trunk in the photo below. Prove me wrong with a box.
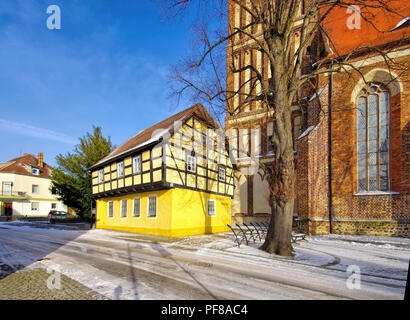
[259,36,296,256]
[260,199,294,256]
[259,115,296,256]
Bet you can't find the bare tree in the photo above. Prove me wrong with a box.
[163,0,408,256]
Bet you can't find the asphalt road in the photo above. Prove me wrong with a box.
[0,223,408,300]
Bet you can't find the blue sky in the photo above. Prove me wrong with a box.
[0,0,212,167]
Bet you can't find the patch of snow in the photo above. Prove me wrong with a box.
[391,16,410,31]
[297,125,316,140]
[309,83,327,101]
[354,191,400,196]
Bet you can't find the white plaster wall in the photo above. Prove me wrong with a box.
[253,173,271,214]
[232,174,248,214]
[0,172,56,199]
[13,200,67,217]
[1,172,67,217]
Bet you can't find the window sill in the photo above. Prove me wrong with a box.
[354,191,400,196]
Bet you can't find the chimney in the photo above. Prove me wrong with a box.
[38,152,44,168]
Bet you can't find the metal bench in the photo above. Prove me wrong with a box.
[291,232,306,243]
[258,222,305,243]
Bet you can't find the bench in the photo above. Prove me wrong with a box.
[291,233,306,243]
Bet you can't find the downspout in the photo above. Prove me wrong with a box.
[328,71,333,234]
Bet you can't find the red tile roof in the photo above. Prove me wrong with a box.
[90,103,218,169]
[321,1,410,57]
[0,154,53,178]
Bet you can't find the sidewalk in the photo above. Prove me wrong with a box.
[315,234,410,249]
[0,267,107,300]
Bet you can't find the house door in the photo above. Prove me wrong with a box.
[4,203,12,216]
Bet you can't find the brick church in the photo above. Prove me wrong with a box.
[226,1,410,237]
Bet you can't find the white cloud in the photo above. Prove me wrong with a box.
[0,118,77,145]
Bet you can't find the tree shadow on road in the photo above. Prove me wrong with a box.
[150,243,218,300]
[0,222,91,282]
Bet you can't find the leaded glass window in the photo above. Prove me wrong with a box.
[357,84,390,192]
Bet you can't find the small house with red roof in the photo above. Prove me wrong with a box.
[0,153,67,219]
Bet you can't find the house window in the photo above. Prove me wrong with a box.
[51,203,57,210]
[31,202,39,211]
[357,83,390,192]
[2,182,12,196]
[200,133,207,146]
[98,169,104,183]
[117,161,124,178]
[32,168,40,175]
[121,199,128,218]
[147,195,157,218]
[218,167,226,182]
[133,197,141,218]
[133,155,142,174]
[108,201,114,218]
[32,185,39,194]
[186,155,197,173]
[207,199,216,217]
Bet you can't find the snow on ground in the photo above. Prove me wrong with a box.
[0,221,409,300]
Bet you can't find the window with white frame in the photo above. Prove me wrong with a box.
[357,83,390,192]
[133,155,142,174]
[98,169,104,183]
[147,195,157,218]
[207,199,216,217]
[32,185,39,194]
[200,133,207,146]
[51,203,57,210]
[218,166,226,182]
[186,155,196,173]
[32,167,40,175]
[31,202,39,211]
[133,197,141,217]
[2,182,12,196]
[117,161,124,178]
[121,199,128,218]
[108,201,114,217]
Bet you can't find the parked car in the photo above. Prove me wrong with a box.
[48,210,68,219]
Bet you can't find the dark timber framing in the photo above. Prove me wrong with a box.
[92,113,235,199]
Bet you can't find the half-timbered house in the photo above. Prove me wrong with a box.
[90,103,234,236]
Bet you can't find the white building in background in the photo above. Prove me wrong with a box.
[0,153,67,219]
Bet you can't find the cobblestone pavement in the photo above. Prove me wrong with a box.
[0,267,108,300]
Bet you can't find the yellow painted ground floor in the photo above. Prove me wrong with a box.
[95,188,232,237]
